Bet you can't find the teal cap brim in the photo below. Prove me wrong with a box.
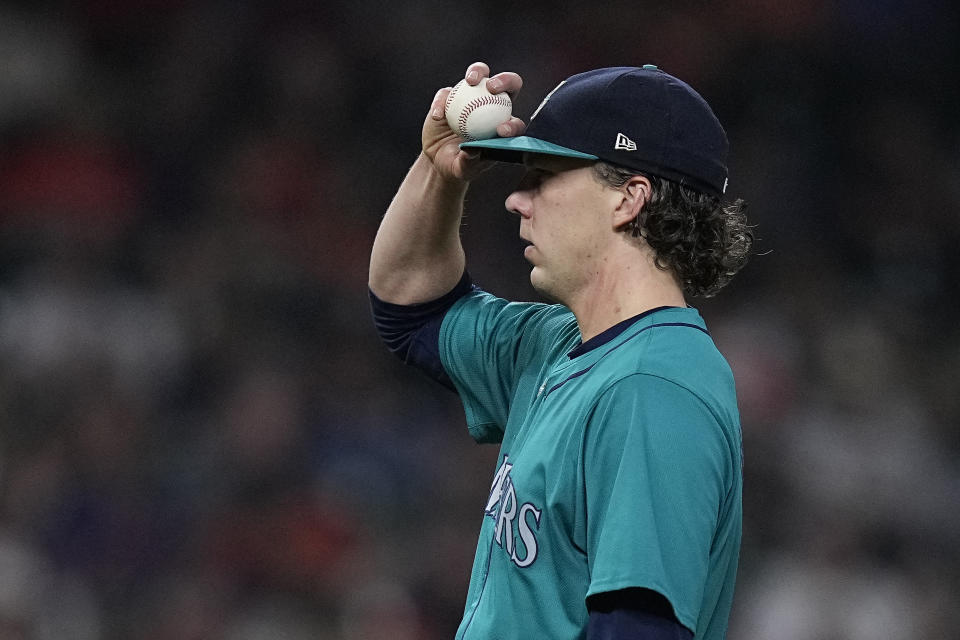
[460,136,598,164]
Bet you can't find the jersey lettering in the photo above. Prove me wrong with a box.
[512,503,542,567]
[485,456,542,568]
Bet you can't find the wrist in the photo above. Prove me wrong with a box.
[418,152,471,196]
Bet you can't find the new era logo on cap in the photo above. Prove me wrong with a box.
[614,133,637,152]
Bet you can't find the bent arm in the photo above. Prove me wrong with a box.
[368,62,524,305]
[368,153,469,304]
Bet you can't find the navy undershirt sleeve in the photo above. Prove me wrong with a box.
[587,589,693,640]
[369,271,475,391]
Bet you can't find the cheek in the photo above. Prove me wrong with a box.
[531,181,603,251]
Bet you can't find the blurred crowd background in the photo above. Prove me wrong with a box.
[1,1,958,638]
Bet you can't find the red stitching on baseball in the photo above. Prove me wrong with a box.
[457,94,511,139]
[445,82,462,112]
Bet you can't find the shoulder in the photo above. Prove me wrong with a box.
[592,310,738,423]
[584,372,742,493]
[445,288,572,327]
[587,373,723,437]
[442,289,580,354]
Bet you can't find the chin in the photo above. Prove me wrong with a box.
[529,270,561,303]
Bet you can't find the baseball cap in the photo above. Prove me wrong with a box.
[461,65,729,197]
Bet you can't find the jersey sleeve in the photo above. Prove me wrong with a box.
[439,289,577,444]
[369,271,475,390]
[582,374,734,634]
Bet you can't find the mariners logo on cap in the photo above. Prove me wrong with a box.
[530,80,565,121]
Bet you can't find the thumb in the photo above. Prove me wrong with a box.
[429,87,451,126]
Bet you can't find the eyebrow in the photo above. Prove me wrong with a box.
[522,153,595,172]
[522,153,556,170]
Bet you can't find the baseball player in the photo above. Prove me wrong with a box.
[369,61,751,639]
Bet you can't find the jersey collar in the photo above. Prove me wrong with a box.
[567,306,695,359]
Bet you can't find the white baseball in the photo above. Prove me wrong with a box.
[444,79,513,141]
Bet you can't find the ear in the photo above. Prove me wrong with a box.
[611,175,651,231]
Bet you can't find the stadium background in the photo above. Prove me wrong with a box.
[0,1,958,638]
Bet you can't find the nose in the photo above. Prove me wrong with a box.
[505,190,529,219]
[505,172,536,218]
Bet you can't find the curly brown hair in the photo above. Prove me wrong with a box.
[593,162,753,298]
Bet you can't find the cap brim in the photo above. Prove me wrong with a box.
[460,136,598,164]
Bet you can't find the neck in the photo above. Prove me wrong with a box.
[567,240,686,342]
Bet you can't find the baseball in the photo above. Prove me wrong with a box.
[445,78,513,141]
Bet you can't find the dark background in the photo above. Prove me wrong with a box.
[1,1,958,638]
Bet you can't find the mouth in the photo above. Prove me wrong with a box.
[520,237,536,260]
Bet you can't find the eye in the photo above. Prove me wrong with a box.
[518,168,551,191]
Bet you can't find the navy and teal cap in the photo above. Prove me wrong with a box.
[461,65,730,197]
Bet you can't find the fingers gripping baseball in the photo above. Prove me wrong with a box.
[463,62,524,97]
[422,87,473,179]
[422,64,524,181]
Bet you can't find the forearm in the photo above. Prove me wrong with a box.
[369,153,469,304]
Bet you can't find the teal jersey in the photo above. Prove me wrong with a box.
[438,290,742,640]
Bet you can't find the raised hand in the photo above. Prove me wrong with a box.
[422,61,526,182]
